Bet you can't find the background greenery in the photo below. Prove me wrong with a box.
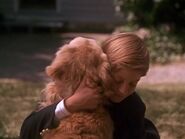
[114,0,185,63]
[116,0,184,30]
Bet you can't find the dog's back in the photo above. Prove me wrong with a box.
[42,37,114,139]
[43,107,113,139]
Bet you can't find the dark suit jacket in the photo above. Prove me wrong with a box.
[19,92,160,139]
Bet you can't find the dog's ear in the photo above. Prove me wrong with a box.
[98,53,110,85]
[41,82,61,105]
[45,45,70,80]
[98,53,115,96]
[46,66,63,80]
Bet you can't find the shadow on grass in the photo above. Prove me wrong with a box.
[0,32,74,82]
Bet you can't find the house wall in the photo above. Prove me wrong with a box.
[0,0,16,14]
[59,0,116,23]
[0,0,122,28]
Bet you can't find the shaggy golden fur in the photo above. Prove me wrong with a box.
[40,37,114,139]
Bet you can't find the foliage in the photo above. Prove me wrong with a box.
[147,27,184,63]
[118,0,155,26]
[154,0,185,30]
[114,0,185,63]
[115,0,185,31]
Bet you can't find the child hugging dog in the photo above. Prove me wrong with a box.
[39,37,115,139]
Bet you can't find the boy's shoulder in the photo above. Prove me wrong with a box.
[110,92,146,113]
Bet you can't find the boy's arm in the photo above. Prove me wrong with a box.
[19,103,59,139]
[110,92,146,139]
[124,93,160,139]
[19,81,102,139]
[124,93,146,139]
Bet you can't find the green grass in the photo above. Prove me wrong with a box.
[0,79,43,138]
[0,80,185,139]
[137,84,185,139]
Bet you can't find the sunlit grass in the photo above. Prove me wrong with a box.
[137,84,185,139]
[0,80,185,139]
[0,79,43,138]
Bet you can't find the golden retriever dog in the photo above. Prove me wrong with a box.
[40,37,114,139]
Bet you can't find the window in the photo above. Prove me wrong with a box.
[19,0,56,10]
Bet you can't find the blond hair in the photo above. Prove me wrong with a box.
[101,33,149,75]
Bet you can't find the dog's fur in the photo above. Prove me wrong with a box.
[40,37,114,139]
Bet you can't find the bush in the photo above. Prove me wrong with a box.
[147,27,184,63]
[117,0,185,32]
[154,0,185,31]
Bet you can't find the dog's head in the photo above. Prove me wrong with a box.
[45,37,114,100]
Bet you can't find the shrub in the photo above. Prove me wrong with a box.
[147,27,184,63]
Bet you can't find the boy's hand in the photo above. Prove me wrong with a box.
[65,78,102,113]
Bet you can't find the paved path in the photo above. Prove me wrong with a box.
[139,62,185,85]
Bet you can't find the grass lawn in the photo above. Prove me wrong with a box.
[137,84,185,139]
[0,79,185,139]
[0,79,43,139]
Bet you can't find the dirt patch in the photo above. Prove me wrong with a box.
[139,61,185,85]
